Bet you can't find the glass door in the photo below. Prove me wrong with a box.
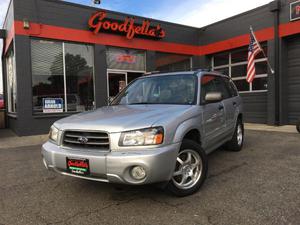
[108,72,126,102]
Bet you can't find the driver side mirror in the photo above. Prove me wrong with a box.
[204,92,222,104]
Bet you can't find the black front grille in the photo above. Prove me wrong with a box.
[63,130,109,150]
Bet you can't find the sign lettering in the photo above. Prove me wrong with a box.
[115,54,136,63]
[88,11,166,40]
[43,98,64,113]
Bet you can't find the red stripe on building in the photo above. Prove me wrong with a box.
[14,21,200,56]
[279,20,300,37]
[199,27,274,55]
[10,20,300,56]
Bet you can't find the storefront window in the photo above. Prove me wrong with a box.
[155,52,191,72]
[31,39,95,113]
[6,47,17,113]
[65,43,94,112]
[212,43,268,93]
[213,52,229,67]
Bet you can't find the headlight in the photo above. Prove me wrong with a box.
[49,126,59,143]
[119,127,164,146]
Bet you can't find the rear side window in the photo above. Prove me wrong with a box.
[201,75,218,104]
[214,77,231,99]
[223,78,238,97]
[201,75,235,104]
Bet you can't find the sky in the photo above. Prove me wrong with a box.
[0,0,272,94]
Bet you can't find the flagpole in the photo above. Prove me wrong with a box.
[250,26,274,74]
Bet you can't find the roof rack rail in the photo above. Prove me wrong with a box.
[144,67,215,75]
[144,71,160,75]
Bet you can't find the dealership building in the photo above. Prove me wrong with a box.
[1,0,300,135]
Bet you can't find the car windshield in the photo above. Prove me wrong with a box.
[111,74,197,105]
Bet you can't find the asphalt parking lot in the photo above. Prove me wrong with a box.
[0,130,299,225]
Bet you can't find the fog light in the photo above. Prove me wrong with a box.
[131,166,146,180]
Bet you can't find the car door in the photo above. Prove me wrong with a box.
[220,77,239,133]
[214,76,236,136]
[200,75,226,148]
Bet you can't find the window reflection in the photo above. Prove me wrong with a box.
[6,48,17,112]
[31,40,94,113]
[65,43,94,112]
[32,40,65,113]
[155,52,191,72]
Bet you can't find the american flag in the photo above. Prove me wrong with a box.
[246,30,262,83]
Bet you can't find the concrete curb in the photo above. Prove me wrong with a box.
[244,123,299,134]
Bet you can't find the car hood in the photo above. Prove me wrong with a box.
[54,104,193,133]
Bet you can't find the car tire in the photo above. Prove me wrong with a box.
[225,119,244,152]
[296,121,300,133]
[167,139,208,197]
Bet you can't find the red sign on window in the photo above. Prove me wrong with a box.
[115,54,137,64]
[88,11,166,40]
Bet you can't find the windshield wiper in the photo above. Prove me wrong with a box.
[128,102,156,105]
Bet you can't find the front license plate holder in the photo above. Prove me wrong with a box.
[66,158,90,176]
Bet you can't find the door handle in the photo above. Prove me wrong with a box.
[218,105,224,110]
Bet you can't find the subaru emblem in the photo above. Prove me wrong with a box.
[78,136,89,144]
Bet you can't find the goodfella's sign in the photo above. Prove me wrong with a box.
[88,11,166,40]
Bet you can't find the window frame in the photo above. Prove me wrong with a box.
[31,38,96,115]
[211,47,268,94]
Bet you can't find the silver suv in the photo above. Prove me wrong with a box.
[42,71,244,196]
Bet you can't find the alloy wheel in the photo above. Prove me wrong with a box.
[172,149,203,190]
[237,124,243,146]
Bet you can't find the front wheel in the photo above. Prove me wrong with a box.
[167,140,208,197]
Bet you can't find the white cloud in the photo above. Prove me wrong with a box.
[148,0,272,27]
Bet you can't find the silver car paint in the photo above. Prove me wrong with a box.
[42,71,243,184]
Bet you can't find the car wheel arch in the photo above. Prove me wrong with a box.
[172,120,203,146]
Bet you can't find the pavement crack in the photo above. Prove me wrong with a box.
[148,197,185,208]
[47,198,137,225]
[208,162,247,179]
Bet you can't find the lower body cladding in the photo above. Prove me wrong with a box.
[41,141,180,185]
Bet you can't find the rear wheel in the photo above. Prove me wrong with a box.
[225,119,244,151]
[167,139,208,197]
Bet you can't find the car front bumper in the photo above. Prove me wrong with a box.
[42,141,181,185]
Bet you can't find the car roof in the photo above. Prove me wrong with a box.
[142,70,228,78]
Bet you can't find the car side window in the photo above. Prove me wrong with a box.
[214,77,231,99]
[201,75,218,104]
[229,79,239,96]
[223,77,238,97]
